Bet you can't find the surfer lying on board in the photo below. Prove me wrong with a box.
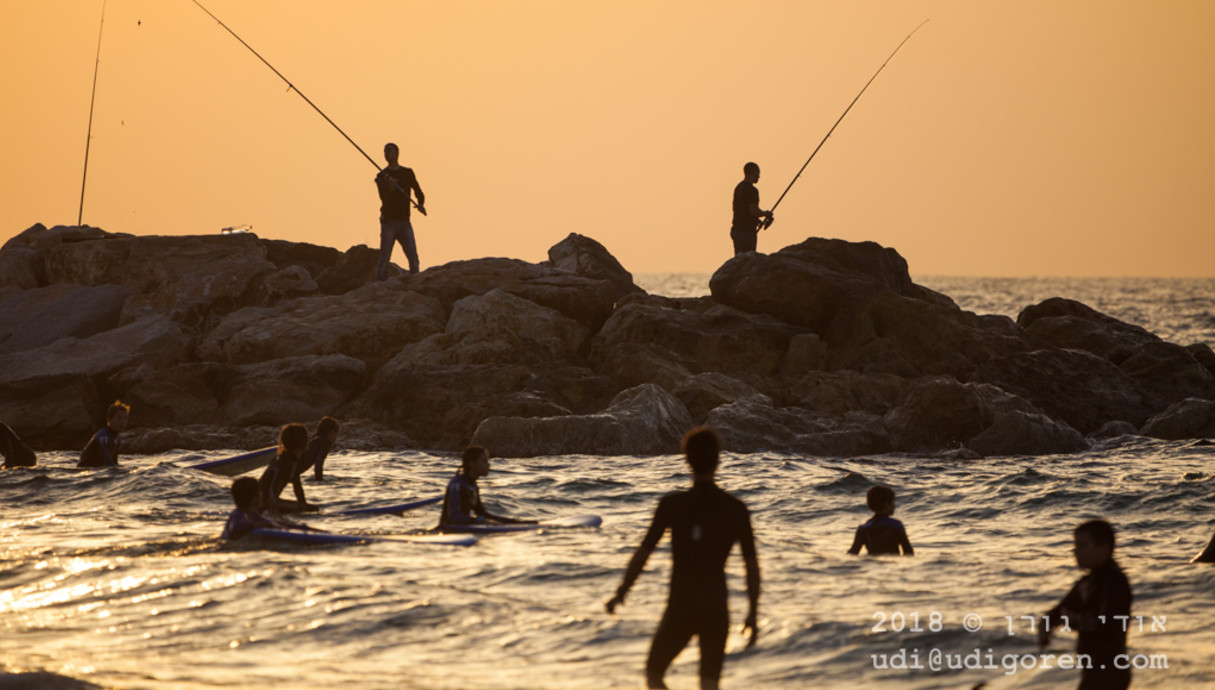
[1,422,37,468]
[847,485,914,555]
[606,426,760,690]
[295,416,339,482]
[258,423,318,513]
[78,400,129,468]
[438,445,537,528]
[222,476,297,540]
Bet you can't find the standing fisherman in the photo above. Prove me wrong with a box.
[375,142,426,279]
[729,162,773,255]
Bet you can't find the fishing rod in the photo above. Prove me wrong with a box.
[78,0,108,226]
[188,0,424,214]
[762,19,928,230]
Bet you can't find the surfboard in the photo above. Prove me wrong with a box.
[188,446,276,476]
[248,527,477,547]
[331,496,442,516]
[439,514,602,534]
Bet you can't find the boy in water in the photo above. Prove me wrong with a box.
[1,422,37,468]
[222,476,282,540]
[847,485,914,555]
[257,423,317,513]
[438,445,535,527]
[605,426,761,690]
[1038,519,1133,690]
[296,416,339,482]
[78,400,129,468]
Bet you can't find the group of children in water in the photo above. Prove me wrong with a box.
[3,403,1210,689]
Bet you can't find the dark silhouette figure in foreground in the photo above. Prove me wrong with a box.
[78,400,129,468]
[258,423,317,513]
[1038,519,1133,690]
[730,162,773,255]
[606,426,761,690]
[375,142,426,280]
[1,422,37,468]
[848,485,914,555]
[438,445,536,528]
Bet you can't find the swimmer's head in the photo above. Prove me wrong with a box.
[681,426,721,476]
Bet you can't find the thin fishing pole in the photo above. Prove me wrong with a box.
[78,0,108,226]
[188,0,422,212]
[767,19,928,218]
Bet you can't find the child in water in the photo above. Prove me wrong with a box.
[1038,519,1133,690]
[438,445,536,527]
[78,400,129,468]
[847,485,914,555]
[221,476,282,540]
[257,423,317,512]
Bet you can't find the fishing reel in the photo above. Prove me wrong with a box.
[760,215,775,231]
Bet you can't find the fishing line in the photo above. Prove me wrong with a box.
[78,0,108,226]
[764,19,928,229]
[188,0,423,215]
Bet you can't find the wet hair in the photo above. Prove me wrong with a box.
[743,161,760,175]
[460,444,489,474]
[1075,519,1116,550]
[866,485,896,513]
[231,476,260,510]
[107,400,130,422]
[681,426,720,475]
[278,423,309,455]
[316,416,340,436]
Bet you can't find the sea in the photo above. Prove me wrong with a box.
[3,275,1214,690]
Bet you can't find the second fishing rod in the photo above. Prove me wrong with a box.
[189,0,424,214]
[762,20,928,232]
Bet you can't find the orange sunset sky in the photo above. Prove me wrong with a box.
[2,0,1212,277]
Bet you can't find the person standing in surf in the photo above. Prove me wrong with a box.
[375,142,426,280]
[847,485,914,555]
[78,400,129,468]
[730,162,773,256]
[605,426,761,690]
[438,445,536,528]
[1038,519,1133,690]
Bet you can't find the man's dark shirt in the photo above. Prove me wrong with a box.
[377,166,423,222]
[1046,558,1133,682]
[78,426,120,468]
[619,481,759,608]
[731,180,760,233]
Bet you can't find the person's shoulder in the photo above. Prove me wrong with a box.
[878,516,907,530]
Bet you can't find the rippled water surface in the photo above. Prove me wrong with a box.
[4,277,1215,689]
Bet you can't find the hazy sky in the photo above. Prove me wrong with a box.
[2,1,1213,277]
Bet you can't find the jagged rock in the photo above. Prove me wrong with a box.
[786,370,909,416]
[546,232,643,301]
[259,238,342,278]
[883,376,1051,453]
[315,244,386,294]
[967,409,1087,456]
[217,355,368,427]
[108,362,226,428]
[443,288,591,360]
[1090,420,1139,439]
[251,265,319,305]
[472,383,693,457]
[197,282,446,367]
[672,372,772,424]
[1140,398,1215,440]
[706,400,891,456]
[1119,341,1215,406]
[1018,297,1158,364]
[0,283,131,354]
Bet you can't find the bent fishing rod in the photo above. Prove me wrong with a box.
[79,0,108,225]
[762,19,928,231]
[188,0,424,214]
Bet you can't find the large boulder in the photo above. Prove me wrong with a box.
[546,232,644,301]
[671,372,772,424]
[967,409,1087,456]
[196,282,447,367]
[0,283,131,354]
[785,370,909,416]
[216,355,368,427]
[705,400,891,456]
[1140,398,1215,440]
[108,362,226,427]
[1018,298,1159,364]
[472,383,693,457]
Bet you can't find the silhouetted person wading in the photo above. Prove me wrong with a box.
[375,142,426,279]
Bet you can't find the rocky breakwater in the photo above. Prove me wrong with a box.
[2,224,1212,458]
